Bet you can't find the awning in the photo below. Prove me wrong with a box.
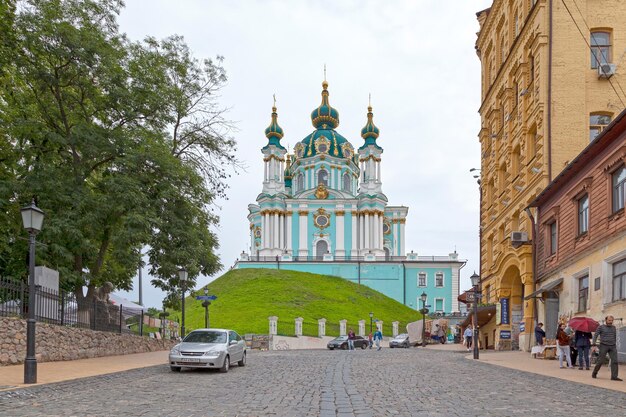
[460,305,497,328]
[524,278,564,300]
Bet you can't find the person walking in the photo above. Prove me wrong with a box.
[437,326,446,345]
[575,329,592,370]
[534,322,546,346]
[591,315,622,381]
[463,326,473,351]
[368,331,373,349]
[347,328,356,351]
[556,323,573,369]
[373,328,383,351]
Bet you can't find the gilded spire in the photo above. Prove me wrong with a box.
[265,99,284,147]
[310,80,339,129]
[361,103,380,141]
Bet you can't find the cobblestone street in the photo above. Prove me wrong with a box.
[0,349,625,417]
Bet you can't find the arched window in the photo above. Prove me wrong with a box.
[342,172,351,192]
[384,247,390,260]
[318,169,328,186]
[296,173,304,192]
[316,240,328,260]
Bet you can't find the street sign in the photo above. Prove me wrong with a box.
[196,295,217,301]
[466,292,475,302]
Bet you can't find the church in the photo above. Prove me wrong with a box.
[237,79,464,314]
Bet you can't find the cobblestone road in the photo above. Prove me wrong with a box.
[1,349,625,417]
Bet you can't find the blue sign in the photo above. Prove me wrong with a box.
[500,330,511,339]
[196,295,217,301]
[519,321,525,333]
[500,298,510,325]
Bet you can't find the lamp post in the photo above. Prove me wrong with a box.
[420,291,427,347]
[369,312,374,334]
[470,272,481,360]
[179,268,188,338]
[202,288,211,328]
[21,199,44,384]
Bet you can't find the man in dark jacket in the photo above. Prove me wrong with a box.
[534,322,546,346]
[591,316,622,381]
[575,330,592,370]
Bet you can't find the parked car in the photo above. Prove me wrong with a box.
[389,333,410,348]
[169,328,246,373]
[327,335,369,350]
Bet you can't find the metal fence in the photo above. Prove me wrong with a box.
[242,255,456,263]
[0,277,145,335]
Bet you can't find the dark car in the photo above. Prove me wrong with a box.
[327,335,369,350]
[389,333,410,348]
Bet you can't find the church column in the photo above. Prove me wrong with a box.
[264,211,271,249]
[377,161,381,182]
[364,212,370,250]
[373,212,380,250]
[379,212,384,249]
[336,210,345,256]
[330,166,335,189]
[358,213,364,250]
[351,211,358,257]
[286,212,292,253]
[400,219,406,256]
[278,212,284,250]
[273,212,279,251]
[298,210,308,256]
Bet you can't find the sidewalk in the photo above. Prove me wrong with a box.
[426,343,626,393]
[0,350,169,391]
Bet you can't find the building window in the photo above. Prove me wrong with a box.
[485,285,491,304]
[435,298,444,313]
[578,275,589,312]
[612,259,626,301]
[317,169,328,186]
[590,31,611,69]
[296,173,304,192]
[589,114,611,141]
[418,272,426,287]
[342,172,351,192]
[435,273,444,287]
[612,166,626,213]
[549,221,557,255]
[529,54,534,85]
[578,194,589,235]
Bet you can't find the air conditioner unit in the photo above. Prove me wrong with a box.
[511,231,529,247]
[598,63,616,78]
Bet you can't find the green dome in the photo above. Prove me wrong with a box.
[263,106,285,149]
[310,81,339,129]
[359,105,382,150]
[295,129,354,159]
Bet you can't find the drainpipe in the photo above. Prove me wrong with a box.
[548,0,553,181]
[524,207,538,353]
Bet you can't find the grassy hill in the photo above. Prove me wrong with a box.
[172,268,422,337]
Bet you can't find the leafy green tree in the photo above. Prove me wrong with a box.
[0,0,235,304]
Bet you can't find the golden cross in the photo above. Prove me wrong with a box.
[273,94,276,107]
[324,64,326,81]
[369,93,371,107]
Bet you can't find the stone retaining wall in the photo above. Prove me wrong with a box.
[0,317,176,366]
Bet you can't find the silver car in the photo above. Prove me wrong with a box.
[169,328,246,373]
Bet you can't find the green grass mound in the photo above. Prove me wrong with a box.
[176,268,422,337]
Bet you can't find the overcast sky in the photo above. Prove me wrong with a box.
[115,0,494,308]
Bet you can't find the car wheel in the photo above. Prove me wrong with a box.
[170,366,181,372]
[361,343,367,350]
[328,347,334,350]
[238,352,246,367]
[341,343,347,350]
[220,355,230,373]
[390,345,394,348]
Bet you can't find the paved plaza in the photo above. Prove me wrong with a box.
[0,349,625,417]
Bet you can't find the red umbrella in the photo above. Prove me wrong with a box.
[568,317,600,333]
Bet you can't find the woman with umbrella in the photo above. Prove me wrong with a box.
[569,317,598,371]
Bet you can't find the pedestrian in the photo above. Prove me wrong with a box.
[591,315,622,381]
[534,322,546,346]
[575,329,592,370]
[463,326,473,351]
[556,323,573,369]
[566,325,578,368]
[373,328,383,351]
[368,331,373,349]
[347,328,356,351]
[437,326,446,345]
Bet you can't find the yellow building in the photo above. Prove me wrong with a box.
[475,0,626,351]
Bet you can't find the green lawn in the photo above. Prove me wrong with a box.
[170,268,422,337]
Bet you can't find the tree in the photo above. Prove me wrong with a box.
[0,0,235,303]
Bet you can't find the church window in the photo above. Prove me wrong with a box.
[383,221,390,234]
[296,173,304,192]
[318,169,328,186]
[342,172,351,192]
[315,240,328,259]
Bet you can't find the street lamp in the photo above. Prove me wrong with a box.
[21,199,44,384]
[470,271,481,360]
[202,288,211,328]
[420,292,427,347]
[179,267,188,338]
